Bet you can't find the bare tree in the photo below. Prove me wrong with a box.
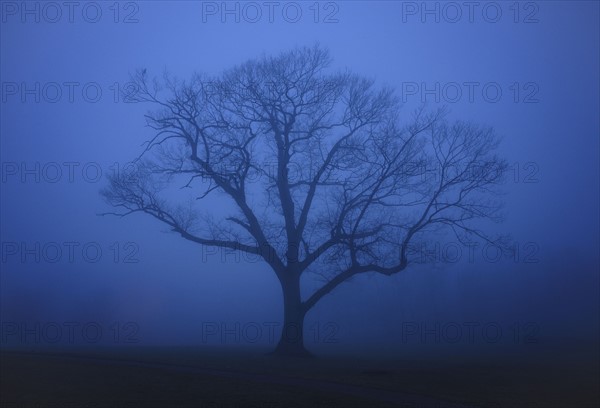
[101,45,507,356]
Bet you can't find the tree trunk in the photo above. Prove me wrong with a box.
[272,275,311,357]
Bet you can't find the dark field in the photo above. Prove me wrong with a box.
[1,346,598,408]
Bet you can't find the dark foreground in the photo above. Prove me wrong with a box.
[1,347,598,408]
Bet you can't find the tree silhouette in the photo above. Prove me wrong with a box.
[101,45,507,356]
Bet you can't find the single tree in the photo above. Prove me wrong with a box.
[101,45,507,356]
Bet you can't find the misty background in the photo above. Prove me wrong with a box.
[1,1,598,357]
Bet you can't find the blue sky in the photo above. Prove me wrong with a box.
[1,1,598,352]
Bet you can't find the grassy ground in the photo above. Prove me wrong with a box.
[1,346,598,407]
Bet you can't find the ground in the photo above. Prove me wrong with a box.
[1,346,598,407]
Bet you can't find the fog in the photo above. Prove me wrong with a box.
[1,1,598,361]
